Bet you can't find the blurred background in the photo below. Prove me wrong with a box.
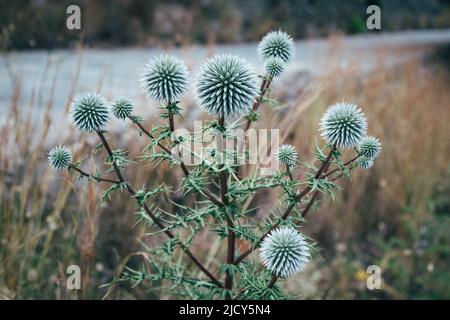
[0,0,449,299]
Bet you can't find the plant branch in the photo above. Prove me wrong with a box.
[236,78,272,177]
[218,115,235,297]
[267,275,278,289]
[130,118,171,154]
[133,105,224,207]
[234,146,336,264]
[95,130,223,288]
[286,164,294,181]
[69,164,120,184]
[243,78,271,132]
[321,154,360,179]
[167,103,224,207]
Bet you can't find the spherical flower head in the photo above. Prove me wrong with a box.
[357,136,381,160]
[265,56,285,79]
[141,54,188,102]
[112,97,134,120]
[260,227,310,278]
[357,155,374,169]
[275,144,298,167]
[319,102,368,148]
[195,54,259,117]
[258,30,295,63]
[70,92,110,132]
[48,146,72,170]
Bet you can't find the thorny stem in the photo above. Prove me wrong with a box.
[314,146,335,179]
[296,153,334,220]
[331,173,345,181]
[329,165,357,182]
[286,164,294,181]
[236,78,272,177]
[321,154,360,179]
[167,101,175,132]
[95,130,223,288]
[243,79,271,132]
[299,190,319,219]
[165,102,190,178]
[69,164,120,184]
[297,150,360,220]
[234,146,336,264]
[218,114,235,298]
[134,103,224,207]
[131,118,171,154]
[267,275,278,289]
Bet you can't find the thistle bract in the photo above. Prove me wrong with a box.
[265,57,285,79]
[48,146,72,170]
[70,92,110,132]
[195,54,259,117]
[141,54,188,102]
[112,97,134,120]
[357,156,374,169]
[319,102,367,148]
[276,144,298,167]
[260,227,310,278]
[357,136,381,160]
[258,30,295,62]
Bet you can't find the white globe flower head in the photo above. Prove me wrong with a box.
[275,144,298,167]
[195,54,259,118]
[112,97,134,120]
[48,146,72,170]
[258,30,295,63]
[260,227,310,278]
[319,102,368,148]
[357,156,374,169]
[264,56,285,80]
[357,136,381,160]
[141,54,188,103]
[70,92,110,132]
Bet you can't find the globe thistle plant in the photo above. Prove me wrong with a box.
[49,31,380,300]
[264,57,285,79]
[357,136,381,160]
[357,156,374,169]
[260,227,310,278]
[275,144,298,167]
[70,92,110,132]
[258,30,295,62]
[48,146,72,170]
[319,102,368,148]
[141,54,188,102]
[195,54,259,117]
[112,97,134,120]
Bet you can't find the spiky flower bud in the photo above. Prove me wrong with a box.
[48,146,72,170]
[357,136,381,160]
[260,227,310,278]
[70,92,110,132]
[275,144,298,167]
[265,56,285,79]
[141,54,188,102]
[112,97,134,120]
[258,30,295,62]
[195,54,259,117]
[319,102,367,148]
[357,156,374,169]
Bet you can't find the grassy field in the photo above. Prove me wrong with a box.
[0,42,449,299]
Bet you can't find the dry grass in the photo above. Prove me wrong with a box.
[0,44,449,299]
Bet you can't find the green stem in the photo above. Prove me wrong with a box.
[234,146,336,264]
[95,130,223,288]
